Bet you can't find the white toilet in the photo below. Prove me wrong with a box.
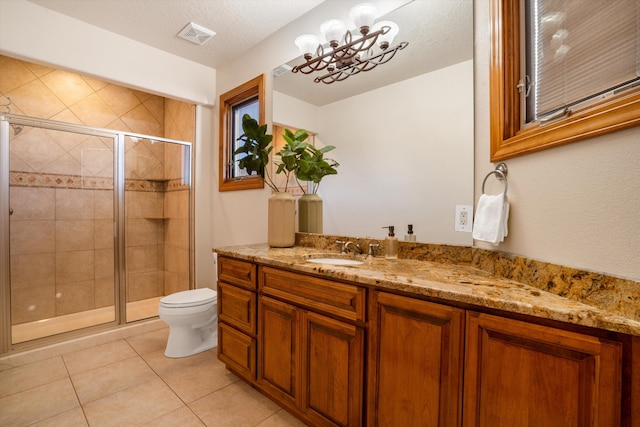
[158,287,218,358]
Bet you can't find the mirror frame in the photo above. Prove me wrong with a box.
[489,0,640,161]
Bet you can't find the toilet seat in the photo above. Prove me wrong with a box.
[160,288,217,308]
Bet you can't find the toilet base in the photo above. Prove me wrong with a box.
[164,325,218,358]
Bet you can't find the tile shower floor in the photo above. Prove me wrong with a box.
[0,325,306,426]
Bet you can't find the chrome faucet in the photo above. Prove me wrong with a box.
[344,241,362,254]
[335,240,347,253]
[367,243,380,258]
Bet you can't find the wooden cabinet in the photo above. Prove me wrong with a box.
[258,296,299,407]
[259,267,365,427]
[463,311,623,427]
[367,291,465,427]
[216,256,633,426]
[217,257,257,381]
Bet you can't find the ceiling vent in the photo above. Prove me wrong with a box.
[273,64,293,78]
[178,22,216,46]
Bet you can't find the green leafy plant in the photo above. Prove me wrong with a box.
[234,117,339,194]
[279,127,339,194]
[234,114,278,191]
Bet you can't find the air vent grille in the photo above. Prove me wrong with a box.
[178,22,216,46]
[273,64,293,78]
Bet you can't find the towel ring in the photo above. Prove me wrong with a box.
[481,163,508,195]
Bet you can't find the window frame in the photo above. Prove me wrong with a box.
[218,74,265,191]
[489,0,640,161]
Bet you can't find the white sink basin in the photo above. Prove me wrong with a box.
[306,257,364,266]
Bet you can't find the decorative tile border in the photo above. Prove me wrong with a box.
[10,171,189,192]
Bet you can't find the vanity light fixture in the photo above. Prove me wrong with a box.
[292,2,408,84]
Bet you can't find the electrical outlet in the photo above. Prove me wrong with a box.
[455,205,473,232]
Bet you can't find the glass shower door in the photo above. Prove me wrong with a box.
[5,120,118,344]
[124,136,191,322]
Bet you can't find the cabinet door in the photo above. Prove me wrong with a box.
[258,296,300,408]
[464,311,622,427]
[303,311,364,427]
[218,322,256,381]
[218,282,256,334]
[368,292,465,427]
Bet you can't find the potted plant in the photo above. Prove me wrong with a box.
[278,127,339,233]
[234,114,295,247]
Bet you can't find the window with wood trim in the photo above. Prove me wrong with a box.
[490,0,640,161]
[219,74,265,191]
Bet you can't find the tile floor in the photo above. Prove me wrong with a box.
[0,325,306,426]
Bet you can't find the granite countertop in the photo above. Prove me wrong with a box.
[214,243,640,337]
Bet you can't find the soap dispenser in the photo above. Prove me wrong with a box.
[382,226,399,259]
[405,224,416,242]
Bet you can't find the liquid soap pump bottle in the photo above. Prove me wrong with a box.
[382,226,399,259]
[405,224,416,242]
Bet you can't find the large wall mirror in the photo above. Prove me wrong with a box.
[273,0,474,245]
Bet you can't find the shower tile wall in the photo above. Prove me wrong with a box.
[1,55,194,325]
[164,99,195,292]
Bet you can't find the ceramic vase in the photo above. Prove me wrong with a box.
[298,193,323,233]
[268,192,295,247]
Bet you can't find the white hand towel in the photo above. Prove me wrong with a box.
[472,193,510,245]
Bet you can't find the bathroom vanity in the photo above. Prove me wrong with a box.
[214,241,639,427]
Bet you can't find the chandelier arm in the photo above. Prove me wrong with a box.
[315,59,369,83]
[363,42,409,65]
[292,26,390,75]
[312,41,409,84]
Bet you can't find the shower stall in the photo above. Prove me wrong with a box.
[0,114,193,353]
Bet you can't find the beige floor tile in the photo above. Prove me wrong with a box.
[126,326,169,355]
[0,356,68,398]
[30,407,88,426]
[0,378,79,427]
[144,349,238,403]
[71,355,158,404]
[83,377,183,426]
[141,406,205,426]
[189,381,282,427]
[256,410,308,427]
[63,339,136,375]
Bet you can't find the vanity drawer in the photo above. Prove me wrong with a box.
[218,322,256,381]
[218,256,257,290]
[259,266,365,322]
[218,282,256,335]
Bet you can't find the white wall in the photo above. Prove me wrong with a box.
[318,61,474,244]
[0,0,218,286]
[273,91,320,133]
[475,3,640,280]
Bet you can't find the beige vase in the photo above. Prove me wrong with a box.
[298,193,323,234]
[268,192,296,247]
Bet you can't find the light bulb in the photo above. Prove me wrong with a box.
[295,34,320,59]
[371,21,399,49]
[349,3,377,35]
[320,19,347,46]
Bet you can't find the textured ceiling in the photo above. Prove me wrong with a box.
[275,0,473,105]
[26,0,325,69]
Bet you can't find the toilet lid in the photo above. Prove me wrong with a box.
[160,288,217,307]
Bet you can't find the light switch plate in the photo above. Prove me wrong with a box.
[455,205,473,232]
